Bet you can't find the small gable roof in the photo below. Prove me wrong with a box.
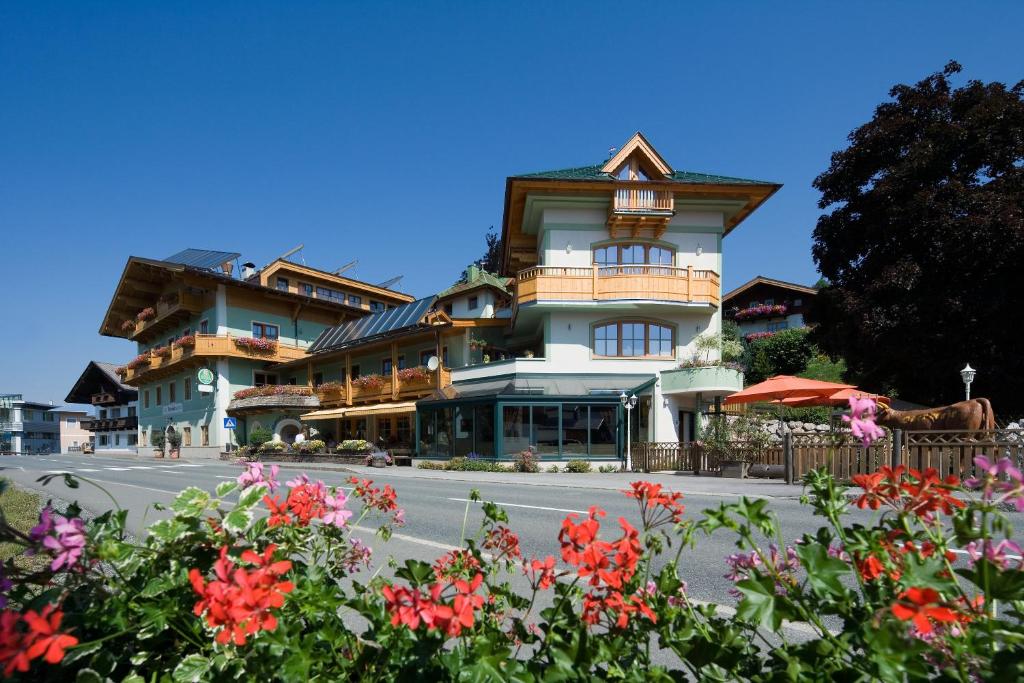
[723,276,819,305]
[437,269,511,301]
[65,361,138,404]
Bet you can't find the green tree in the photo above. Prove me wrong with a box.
[460,226,502,280]
[808,62,1024,412]
[746,328,814,384]
[799,353,847,384]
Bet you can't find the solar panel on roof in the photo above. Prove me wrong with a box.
[308,297,436,354]
[164,249,242,270]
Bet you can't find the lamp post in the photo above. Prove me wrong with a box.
[960,363,976,401]
[620,392,638,472]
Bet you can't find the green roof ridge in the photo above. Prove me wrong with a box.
[513,163,776,185]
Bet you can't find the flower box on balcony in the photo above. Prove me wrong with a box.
[733,304,787,321]
[172,334,196,350]
[396,366,431,384]
[233,385,314,400]
[152,345,172,359]
[233,336,279,354]
[136,307,156,322]
[126,353,151,370]
[120,319,135,333]
[352,374,387,391]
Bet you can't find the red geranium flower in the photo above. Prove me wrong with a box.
[891,587,958,635]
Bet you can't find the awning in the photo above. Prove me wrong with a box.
[300,401,418,420]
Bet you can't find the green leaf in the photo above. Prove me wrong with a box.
[395,559,435,585]
[795,543,849,597]
[171,487,211,518]
[216,480,239,497]
[223,507,253,534]
[735,576,783,630]
[122,674,145,683]
[75,669,103,683]
[139,575,178,598]
[148,518,192,543]
[237,484,267,510]
[173,654,211,682]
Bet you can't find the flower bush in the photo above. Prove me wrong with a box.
[744,330,776,342]
[564,459,592,473]
[396,366,431,383]
[257,440,287,454]
[172,334,195,349]
[337,440,373,454]
[232,385,314,400]
[119,319,135,333]
[295,439,326,455]
[316,380,345,394]
[135,307,156,322]
[4,398,1024,680]
[514,447,540,473]
[734,303,787,321]
[352,374,387,390]
[233,336,278,354]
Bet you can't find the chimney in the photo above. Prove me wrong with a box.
[241,262,256,280]
[466,264,480,282]
[221,261,234,277]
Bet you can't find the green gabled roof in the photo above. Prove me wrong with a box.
[437,268,511,299]
[513,164,776,186]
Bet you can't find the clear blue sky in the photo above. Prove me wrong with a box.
[3,1,1022,407]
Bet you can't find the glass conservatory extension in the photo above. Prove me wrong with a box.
[415,374,655,461]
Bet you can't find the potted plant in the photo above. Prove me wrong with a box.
[151,430,166,459]
[483,354,491,364]
[523,349,535,358]
[167,429,182,459]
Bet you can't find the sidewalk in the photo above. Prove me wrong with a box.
[296,463,809,499]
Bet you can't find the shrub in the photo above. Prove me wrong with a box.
[546,465,560,473]
[514,447,539,473]
[597,464,618,473]
[337,440,373,453]
[149,430,165,449]
[296,439,326,454]
[248,427,274,448]
[257,440,287,453]
[746,327,814,384]
[417,460,446,470]
[564,459,592,473]
[166,430,183,450]
[447,457,506,472]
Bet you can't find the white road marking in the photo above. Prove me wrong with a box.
[177,464,204,467]
[446,497,587,515]
[351,525,460,552]
[127,466,155,470]
[949,547,1023,561]
[103,467,132,471]
[214,476,237,480]
[44,470,73,474]
[76,469,99,473]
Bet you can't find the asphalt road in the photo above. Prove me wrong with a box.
[2,453,1018,616]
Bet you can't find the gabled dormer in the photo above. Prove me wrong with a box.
[601,132,674,181]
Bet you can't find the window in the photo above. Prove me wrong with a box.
[155,387,162,406]
[382,358,392,375]
[420,349,435,366]
[169,381,176,403]
[99,409,107,419]
[370,301,385,313]
[182,327,191,337]
[144,390,150,409]
[793,298,803,307]
[593,243,676,272]
[128,406,136,417]
[442,347,448,366]
[184,378,191,400]
[749,300,759,308]
[443,302,453,315]
[251,322,279,340]
[128,434,137,446]
[350,365,360,379]
[378,417,393,441]
[315,286,345,304]
[201,425,209,446]
[199,319,209,334]
[592,321,675,358]
[287,377,297,385]
[397,355,406,370]
[277,277,289,291]
[348,295,362,307]
[764,298,775,305]
[183,427,192,447]
[99,435,108,446]
[313,372,323,387]
[767,321,790,332]
[111,407,120,418]
[468,295,479,310]
[115,435,121,446]
[254,372,278,387]
[302,283,314,297]
[66,416,76,425]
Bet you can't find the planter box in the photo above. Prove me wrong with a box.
[720,460,749,479]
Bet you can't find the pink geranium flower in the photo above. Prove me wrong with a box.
[237,462,280,492]
[322,492,353,528]
[842,397,886,447]
[41,516,86,572]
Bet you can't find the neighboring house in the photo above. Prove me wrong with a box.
[0,395,60,454]
[98,133,779,461]
[57,410,92,453]
[722,276,818,340]
[64,361,140,453]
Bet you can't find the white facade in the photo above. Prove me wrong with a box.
[92,400,140,453]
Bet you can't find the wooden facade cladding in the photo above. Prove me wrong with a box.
[121,334,307,385]
[315,367,452,407]
[257,260,415,309]
[515,265,720,307]
[129,290,207,342]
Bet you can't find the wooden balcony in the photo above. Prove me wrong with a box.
[515,265,720,308]
[316,368,452,407]
[122,334,307,385]
[82,416,138,432]
[90,392,118,406]
[131,291,206,342]
[608,183,674,238]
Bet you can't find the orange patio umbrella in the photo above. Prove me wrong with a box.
[723,375,855,406]
[781,387,891,408]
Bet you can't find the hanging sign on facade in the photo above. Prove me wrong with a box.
[197,368,215,385]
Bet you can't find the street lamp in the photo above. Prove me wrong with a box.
[620,392,638,471]
[960,363,976,401]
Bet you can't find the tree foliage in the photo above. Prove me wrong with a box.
[460,226,502,281]
[807,62,1024,414]
[746,328,815,384]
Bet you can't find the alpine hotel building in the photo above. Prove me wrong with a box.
[99,134,779,462]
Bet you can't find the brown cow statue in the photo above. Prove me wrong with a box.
[875,398,996,432]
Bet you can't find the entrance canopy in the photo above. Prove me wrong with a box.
[301,401,418,421]
[723,375,854,406]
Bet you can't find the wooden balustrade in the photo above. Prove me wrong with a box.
[612,184,674,212]
[317,367,452,406]
[516,265,719,307]
[122,334,306,383]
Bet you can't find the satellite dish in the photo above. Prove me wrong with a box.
[426,356,439,371]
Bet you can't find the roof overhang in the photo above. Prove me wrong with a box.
[301,401,418,420]
[722,276,819,305]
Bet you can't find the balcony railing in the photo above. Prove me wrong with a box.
[82,416,138,432]
[122,334,307,383]
[130,291,206,340]
[316,368,451,406]
[91,392,118,406]
[515,265,720,308]
[612,184,674,213]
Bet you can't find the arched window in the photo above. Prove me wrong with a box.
[592,321,675,358]
[593,243,676,274]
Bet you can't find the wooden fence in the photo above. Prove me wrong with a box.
[633,429,1024,483]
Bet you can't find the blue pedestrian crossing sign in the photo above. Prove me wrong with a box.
[223,417,237,429]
